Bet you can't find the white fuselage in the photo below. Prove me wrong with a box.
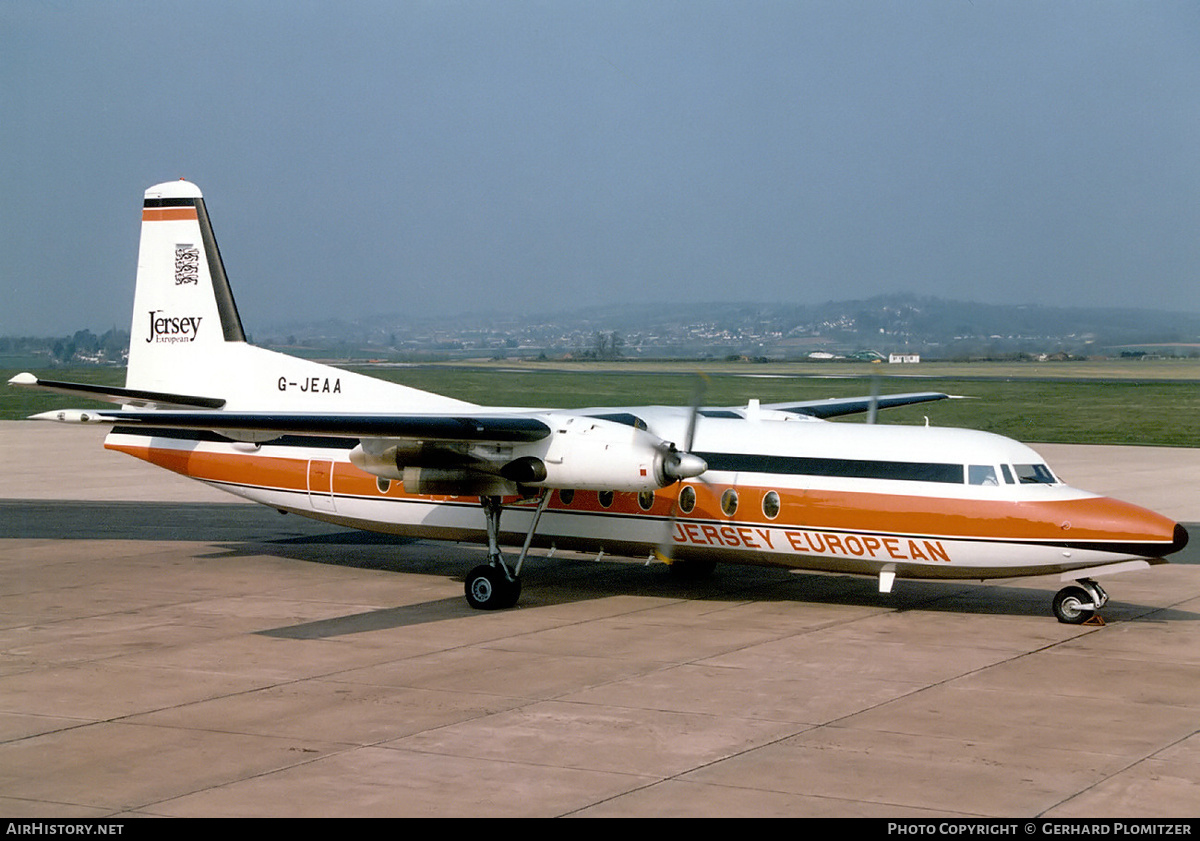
[104,409,1183,582]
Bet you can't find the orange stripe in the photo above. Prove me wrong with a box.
[107,443,1177,544]
[142,207,198,222]
[770,489,1172,542]
[107,442,308,492]
[535,482,1172,543]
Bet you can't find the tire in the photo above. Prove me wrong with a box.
[1053,586,1095,625]
[464,564,521,610]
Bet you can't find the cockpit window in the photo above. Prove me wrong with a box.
[1000,464,1015,485]
[1014,463,1057,484]
[968,465,999,486]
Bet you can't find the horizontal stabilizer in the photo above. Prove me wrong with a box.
[8,373,225,409]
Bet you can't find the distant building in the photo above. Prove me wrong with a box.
[889,353,920,364]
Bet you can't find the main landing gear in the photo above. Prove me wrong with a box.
[464,562,521,610]
[1052,578,1109,625]
[464,492,550,610]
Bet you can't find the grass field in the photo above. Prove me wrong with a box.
[4,359,1200,447]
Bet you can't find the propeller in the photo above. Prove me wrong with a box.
[660,442,707,482]
[867,371,880,425]
[652,375,709,564]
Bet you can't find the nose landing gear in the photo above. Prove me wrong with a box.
[1053,578,1109,625]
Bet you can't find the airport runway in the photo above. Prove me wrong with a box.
[1,422,1198,817]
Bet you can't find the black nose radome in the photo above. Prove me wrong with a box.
[1171,523,1189,554]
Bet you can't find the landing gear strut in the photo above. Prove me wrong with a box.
[1052,578,1109,625]
[464,492,550,610]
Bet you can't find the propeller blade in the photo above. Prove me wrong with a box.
[654,373,709,563]
[653,494,682,562]
[867,372,880,425]
[683,373,708,451]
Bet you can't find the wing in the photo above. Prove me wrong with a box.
[755,391,954,418]
[11,373,945,492]
[11,371,547,442]
[23,400,698,494]
[35,407,551,442]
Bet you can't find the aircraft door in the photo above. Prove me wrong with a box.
[307,459,337,512]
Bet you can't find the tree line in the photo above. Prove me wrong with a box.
[0,329,129,364]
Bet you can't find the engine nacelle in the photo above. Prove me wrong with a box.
[349,440,519,496]
[400,467,515,497]
[348,441,407,480]
[348,415,706,496]
[501,414,705,492]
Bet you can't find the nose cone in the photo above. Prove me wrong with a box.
[1170,522,1189,555]
[665,452,708,481]
[1056,496,1190,559]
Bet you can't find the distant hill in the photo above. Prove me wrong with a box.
[256,294,1200,360]
[9,296,1200,364]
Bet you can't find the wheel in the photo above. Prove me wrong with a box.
[464,564,521,610]
[1053,586,1095,625]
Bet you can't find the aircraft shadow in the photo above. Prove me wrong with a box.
[0,500,353,542]
[4,501,1195,634]
[245,546,1200,638]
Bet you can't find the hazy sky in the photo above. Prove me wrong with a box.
[3,1,1199,336]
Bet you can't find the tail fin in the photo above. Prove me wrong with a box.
[123,180,475,413]
[126,180,245,393]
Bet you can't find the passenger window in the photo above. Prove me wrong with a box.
[558,488,574,505]
[598,490,614,508]
[968,465,998,486]
[762,490,781,519]
[678,485,696,514]
[637,490,655,511]
[721,489,739,517]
